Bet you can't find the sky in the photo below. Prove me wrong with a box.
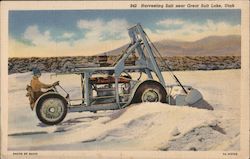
[9,9,241,57]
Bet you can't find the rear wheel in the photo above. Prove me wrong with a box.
[36,93,68,125]
[142,88,160,102]
[132,81,167,103]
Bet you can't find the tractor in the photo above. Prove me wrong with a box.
[27,23,203,125]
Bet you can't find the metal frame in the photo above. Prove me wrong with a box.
[35,24,168,112]
[66,23,167,112]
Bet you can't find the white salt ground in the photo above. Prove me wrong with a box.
[7,70,240,150]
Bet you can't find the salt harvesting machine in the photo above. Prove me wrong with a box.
[28,23,203,125]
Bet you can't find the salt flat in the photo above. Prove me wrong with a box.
[8,70,240,151]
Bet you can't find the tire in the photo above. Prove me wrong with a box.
[131,81,167,104]
[36,93,68,125]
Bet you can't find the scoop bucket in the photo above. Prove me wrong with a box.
[168,86,203,106]
[185,88,203,105]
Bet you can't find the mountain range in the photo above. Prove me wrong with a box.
[103,35,240,56]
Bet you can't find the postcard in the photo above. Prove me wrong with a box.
[1,1,249,159]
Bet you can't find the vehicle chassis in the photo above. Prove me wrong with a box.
[33,24,202,125]
[63,24,167,112]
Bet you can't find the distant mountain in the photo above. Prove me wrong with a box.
[102,35,241,56]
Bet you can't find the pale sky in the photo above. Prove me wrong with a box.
[9,10,240,57]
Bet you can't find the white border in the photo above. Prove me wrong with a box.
[1,1,249,159]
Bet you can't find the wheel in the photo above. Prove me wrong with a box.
[36,93,68,125]
[131,81,167,103]
[142,88,161,102]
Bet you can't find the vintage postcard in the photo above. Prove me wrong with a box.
[1,1,249,159]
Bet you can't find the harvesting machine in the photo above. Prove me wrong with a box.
[28,23,203,125]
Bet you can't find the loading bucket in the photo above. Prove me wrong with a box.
[168,86,202,106]
[185,88,203,105]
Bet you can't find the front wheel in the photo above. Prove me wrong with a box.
[36,93,68,125]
